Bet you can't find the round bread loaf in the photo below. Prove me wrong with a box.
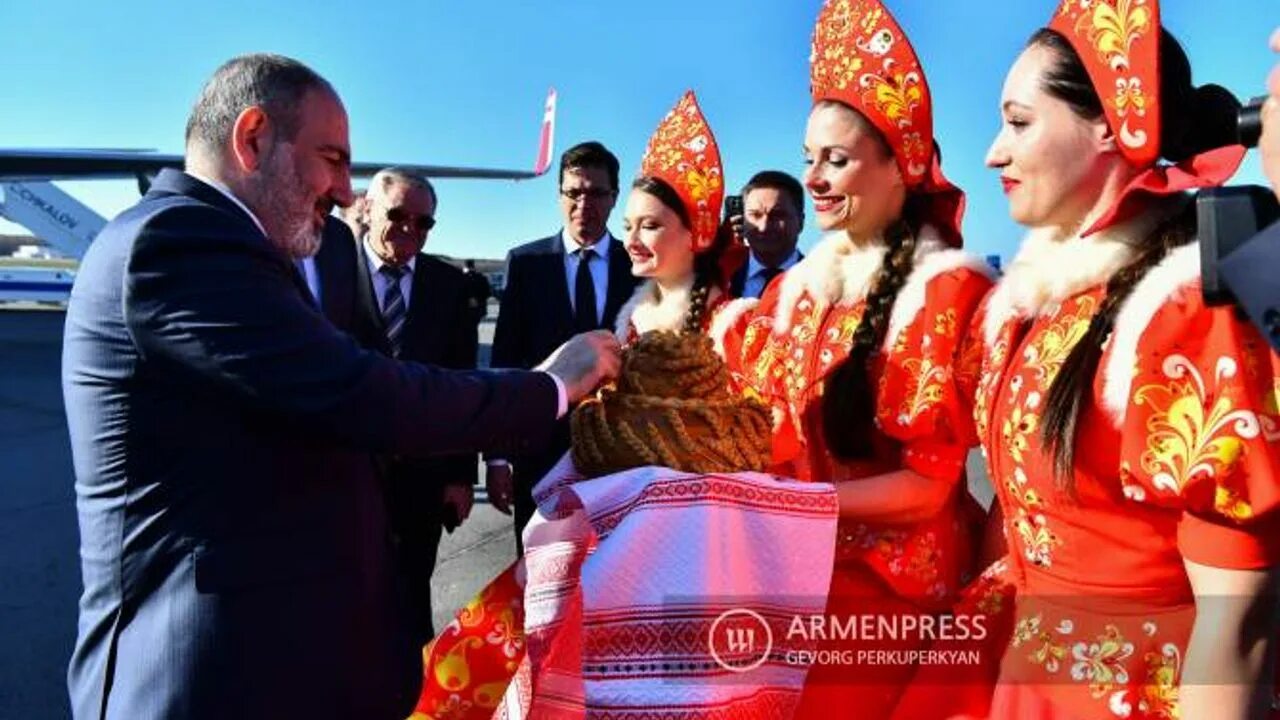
[571,330,771,477]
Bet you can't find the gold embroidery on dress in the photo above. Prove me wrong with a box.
[1070,625,1136,699]
[1012,613,1068,673]
[1133,354,1261,519]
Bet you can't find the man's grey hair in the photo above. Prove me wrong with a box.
[185,53,334,155]
[369,167,437,207]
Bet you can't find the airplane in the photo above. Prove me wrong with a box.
[0,88,558,303]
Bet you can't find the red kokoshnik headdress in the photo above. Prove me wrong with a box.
[809,0,966,246]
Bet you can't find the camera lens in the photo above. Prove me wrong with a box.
[1238,97,1265,148]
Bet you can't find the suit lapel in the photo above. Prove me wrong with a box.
[543,235,575,333]
[602,237,635,328]
[353,243,394,355]
[403,256,441,361]
[730,265,747,298]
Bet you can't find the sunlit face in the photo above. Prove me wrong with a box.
[986,43,1113,230]
[559,166,617,246]
[622,189,695,283]
[364,180,436,267]
[802,102,904,236]
[252,89,354,259]
[743,186,802,266]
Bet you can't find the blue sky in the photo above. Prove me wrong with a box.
[1,0,1275,263]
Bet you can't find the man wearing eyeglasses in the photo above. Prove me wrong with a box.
[350,167,480,643]
[488,141,639,548]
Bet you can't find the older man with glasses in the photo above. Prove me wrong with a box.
[487,141,640,549]
[345,167,482,645]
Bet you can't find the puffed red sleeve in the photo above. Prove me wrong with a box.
[1117,289,1280,569]
[876,268,994,485]
[715,283,810,468]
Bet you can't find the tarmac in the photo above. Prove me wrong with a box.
[0,304,991,719]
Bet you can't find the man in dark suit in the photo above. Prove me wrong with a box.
[727,170,805,299]
[348,167,478,644]
[61,54,619,720]
[486,141,639,545]
[461,259,492,326]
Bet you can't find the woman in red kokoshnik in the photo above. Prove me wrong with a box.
[895,1,1280,718]
[715,0,995,716]
[411,92,842,720]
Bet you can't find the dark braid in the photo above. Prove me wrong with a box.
[822,219,919,460]
[1040,204,1196,484]
[682,271,714,334]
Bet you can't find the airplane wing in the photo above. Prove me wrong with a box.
[0,88,558,183]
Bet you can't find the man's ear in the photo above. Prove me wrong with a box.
[230,106,272,173]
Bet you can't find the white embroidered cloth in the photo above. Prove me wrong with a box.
[496,454,839,719]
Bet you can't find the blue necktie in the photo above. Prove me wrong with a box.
[380,265,407,357]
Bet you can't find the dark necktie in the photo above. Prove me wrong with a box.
[380,264,407,357]
[574,247,598,332]
[757,266,784,298]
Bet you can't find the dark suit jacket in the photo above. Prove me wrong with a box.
[728,250,803,299]
[350,248,479,640]
[313,216,360,331]
[1220,219,1280,352]
[488,233,638,514]
[62,169,558,720]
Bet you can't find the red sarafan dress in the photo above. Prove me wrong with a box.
[411,282,740,720]
[900,216,1280,719]
[717,227,995,718]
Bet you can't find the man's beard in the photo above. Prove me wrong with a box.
[255,142,324,259]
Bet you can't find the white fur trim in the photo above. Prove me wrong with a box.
[882,241,997,352]
[980,202,1188,348]
[614,281,652,341]
[772,231,888,334]
[614,277,726,341]
[982,228,1136,348]
[1099,242,1200,426]
[709,297,759,359]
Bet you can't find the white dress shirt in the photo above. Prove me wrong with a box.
[562,230,611,323]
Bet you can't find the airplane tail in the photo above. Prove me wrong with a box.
[533,88,557,177]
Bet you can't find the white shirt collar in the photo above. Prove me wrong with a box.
[361,235,417,275]
[561,229,611,259]
[184,171,268,237]
[747,247,800,277]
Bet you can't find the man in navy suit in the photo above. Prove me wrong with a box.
[727,170,805,299]
[486,141,639,546]
[62,54,619,720]
[1219,27,1280,350]
[348,167,479,644]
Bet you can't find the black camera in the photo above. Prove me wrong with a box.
[724,194,744,220]
[1201,97,1280,307]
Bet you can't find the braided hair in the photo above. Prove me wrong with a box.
[1028,28,1241,484]
[822,217,919,460]
[1040,206,1195,482]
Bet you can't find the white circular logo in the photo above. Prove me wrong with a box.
[707,608,773,673]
